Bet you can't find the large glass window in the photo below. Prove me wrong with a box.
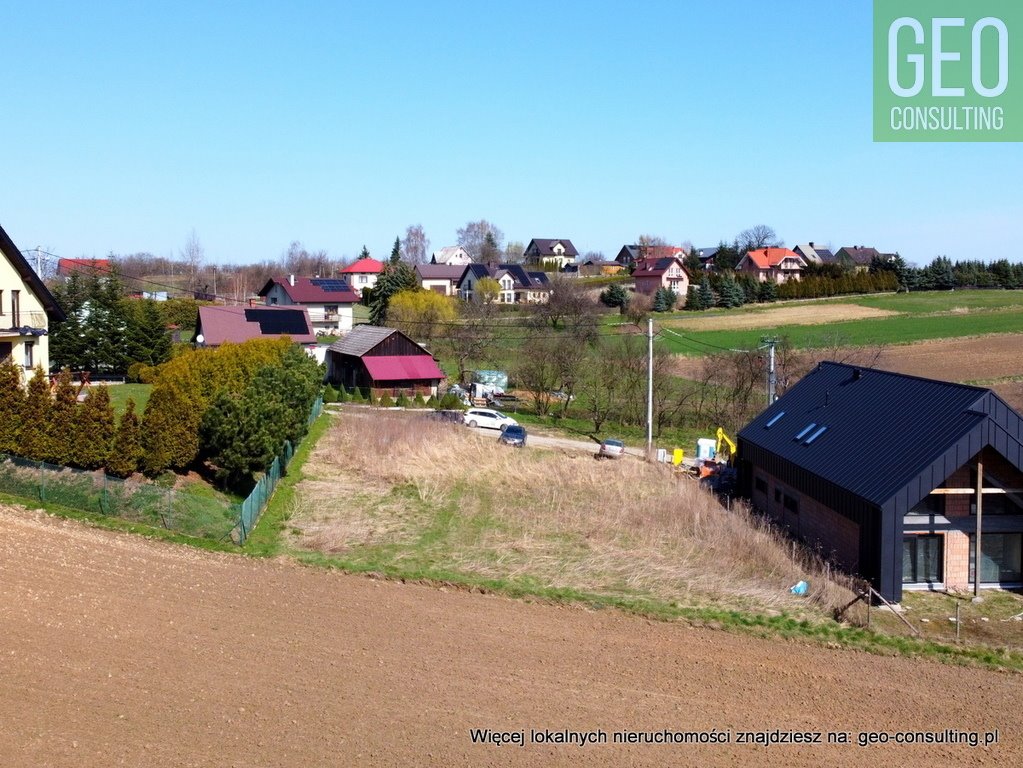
[969,534,1023,583]
[903,535,943,584]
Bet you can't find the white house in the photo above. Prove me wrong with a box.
[431,246,473,265]
[257,275,360,335]
[339,257,385,296]
[415,264,465,296]
[1,221,65,379]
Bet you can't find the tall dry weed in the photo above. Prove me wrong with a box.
[299,412,854,614]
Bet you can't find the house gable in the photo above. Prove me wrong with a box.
[738,362,1023,601]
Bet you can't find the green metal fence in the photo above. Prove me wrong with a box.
[236,395,322,543]
[1,395,325,545]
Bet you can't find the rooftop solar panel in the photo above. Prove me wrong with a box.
[245,308,309,335]
[310,278,350,292]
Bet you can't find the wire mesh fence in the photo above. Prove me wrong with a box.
[0,395,325,545]
[0,454,239,539]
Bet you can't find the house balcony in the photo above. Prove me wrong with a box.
[0,312,50,337]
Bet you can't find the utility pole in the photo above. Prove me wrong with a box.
[35,247,42,276]
[761,336,779,405]
[647,317,654,460]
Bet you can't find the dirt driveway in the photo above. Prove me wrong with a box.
[0,504,1019,767]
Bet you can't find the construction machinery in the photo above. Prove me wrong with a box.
[694,427,737,479]
[715,427,737,463]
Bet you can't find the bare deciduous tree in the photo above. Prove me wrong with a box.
[457,220,504,261]
[402,224,429,265]
[531,275,599,334]
[282,241,331,277]
[504,241,525,263]
[735,225,782,255]
[443,299,499,384]
[181,230,205,290]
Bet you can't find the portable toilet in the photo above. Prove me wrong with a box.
[696,438,716,460]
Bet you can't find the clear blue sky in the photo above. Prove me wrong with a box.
[1,1,1019,266]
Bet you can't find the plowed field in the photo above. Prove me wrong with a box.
[1,504,1019,767]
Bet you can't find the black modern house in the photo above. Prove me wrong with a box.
[737,362,1023,603]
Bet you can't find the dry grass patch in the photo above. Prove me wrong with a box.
[292,411,855,616]
[662,303,898,332]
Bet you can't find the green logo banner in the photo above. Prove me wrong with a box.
[874,0,1022,141]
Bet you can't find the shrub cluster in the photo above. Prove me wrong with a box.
[1,362,131,473]
[139,339,322,489]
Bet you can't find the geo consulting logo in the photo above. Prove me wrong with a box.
[874,0,1021,141]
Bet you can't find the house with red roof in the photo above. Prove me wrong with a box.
[736,248,805,284]
[56,258,112,278]
[257,275,360,335]
[632,256,691,297]
[339,257,385,296]
[325,325,445,399]
[194,305,317,347]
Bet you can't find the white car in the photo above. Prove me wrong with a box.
[463,408,518,431]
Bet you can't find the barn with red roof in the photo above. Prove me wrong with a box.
[325,325,445,399]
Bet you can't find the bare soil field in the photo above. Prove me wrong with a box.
[1,503,1020,768]
[878,333,1023,383]
[664,303,898,332]
[671,333,1023,389]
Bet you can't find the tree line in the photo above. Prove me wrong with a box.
[2,340,322,493]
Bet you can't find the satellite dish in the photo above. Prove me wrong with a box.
[195,334,205,345]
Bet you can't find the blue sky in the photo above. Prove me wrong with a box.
[1,1,1019,266]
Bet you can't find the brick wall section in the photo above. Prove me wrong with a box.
[750,468,860,575]
[944,531,971,590]
[913,449,1023,589]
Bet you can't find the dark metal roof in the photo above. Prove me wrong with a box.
[525,238,579,257]
[738,362,1023,509]
[327,325,432,358]
[0,221,66,321]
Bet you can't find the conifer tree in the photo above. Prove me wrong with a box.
[18,367,53,461]
[698,276,715,309]
[71,387,116,469]
[47,369,79,465]
[0,359,23,454]
[106,399,144,478]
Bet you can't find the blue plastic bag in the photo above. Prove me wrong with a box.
[790,580,809,596]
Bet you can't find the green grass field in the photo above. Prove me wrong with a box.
[106,383,153,416]
[658,290,1023,356]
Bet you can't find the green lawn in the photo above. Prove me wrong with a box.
[106,383,153,416]
[660,293,1023,356]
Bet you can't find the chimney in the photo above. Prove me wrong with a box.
[289,274,295,286]
[809,241,815,248]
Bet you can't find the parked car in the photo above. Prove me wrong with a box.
[463,408,518,431]
[497,425,527,447]
[596,438,625,459]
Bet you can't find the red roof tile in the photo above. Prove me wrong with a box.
[57,258,112,276]
[362,355,445,382]
[743,248,801,269]
[257,276,360,304]
[196,306,317,346]
[340,257,385,274]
